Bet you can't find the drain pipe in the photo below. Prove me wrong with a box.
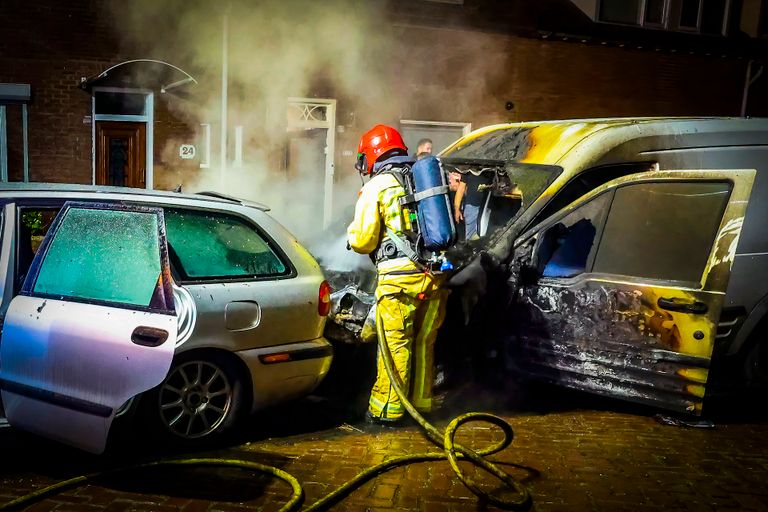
[220,5,230,188]
[741,59,764,117]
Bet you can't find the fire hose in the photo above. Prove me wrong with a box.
[0,298,533,511]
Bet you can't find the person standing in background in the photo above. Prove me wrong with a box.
[448,170,465,238]
[414,138,433,160]
[452,172,491,240]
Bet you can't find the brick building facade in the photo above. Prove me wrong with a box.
[1,0,766,233]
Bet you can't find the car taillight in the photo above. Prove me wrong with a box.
[318,280,331,317]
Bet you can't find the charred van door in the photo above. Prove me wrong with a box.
[509,170,755,415]
[0,202,177,453]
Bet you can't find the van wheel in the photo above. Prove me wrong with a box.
[146,352,246,443]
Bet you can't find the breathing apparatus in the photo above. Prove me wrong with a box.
[353,124,458,273]
[373,155,457,273]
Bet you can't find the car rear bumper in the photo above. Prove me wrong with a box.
[236,337,334,412]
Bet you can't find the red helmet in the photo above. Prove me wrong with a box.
[355,124,408,175]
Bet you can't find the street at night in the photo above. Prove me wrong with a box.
[1,383,767,511]
[3,0,768,510]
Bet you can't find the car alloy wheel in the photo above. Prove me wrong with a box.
[158,360,234,439]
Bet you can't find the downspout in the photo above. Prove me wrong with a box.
[220,6,230,188]
[741,59,765,117]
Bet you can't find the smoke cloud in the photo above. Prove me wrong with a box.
[108,0,392,269]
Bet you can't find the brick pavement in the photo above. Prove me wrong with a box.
[0,386,767,512]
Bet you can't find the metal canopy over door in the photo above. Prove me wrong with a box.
[508,169,755,415]
[0,202,177,453]
[96,121,147,187]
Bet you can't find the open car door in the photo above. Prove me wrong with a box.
[0,202,176,453]
[508,169,755,415]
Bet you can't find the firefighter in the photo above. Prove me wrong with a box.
[347,124,449,424]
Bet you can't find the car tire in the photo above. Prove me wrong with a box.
[143,351,247,445]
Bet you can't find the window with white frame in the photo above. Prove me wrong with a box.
[0,83,31,183]
[596,0,730,34]
[398,120,471,157]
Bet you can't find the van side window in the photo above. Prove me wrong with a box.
[528,162,655,231]
[535,180,731,283]
[593,181,731,283]
[536,192,612,278]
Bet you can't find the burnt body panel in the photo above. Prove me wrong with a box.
[511,282,718,413]
[504,168,754,414]
[439,119,768,411]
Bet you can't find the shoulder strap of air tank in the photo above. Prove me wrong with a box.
[378,166,408,190]
[385,227,426,270]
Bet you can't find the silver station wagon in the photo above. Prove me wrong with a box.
[0,184,333,453]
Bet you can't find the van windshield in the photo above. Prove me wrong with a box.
[505,163,563,213]
[442,127,534,161]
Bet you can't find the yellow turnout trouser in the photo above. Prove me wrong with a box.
[368,288,449,420]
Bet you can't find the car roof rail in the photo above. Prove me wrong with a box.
[195,191,270,211]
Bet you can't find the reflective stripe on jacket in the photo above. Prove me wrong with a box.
[347,172,405,255]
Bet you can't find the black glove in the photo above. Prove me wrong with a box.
[346,241,352,251]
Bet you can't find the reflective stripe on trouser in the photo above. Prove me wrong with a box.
[368,290,449,420]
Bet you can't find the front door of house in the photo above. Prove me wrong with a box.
[96,121,146,188]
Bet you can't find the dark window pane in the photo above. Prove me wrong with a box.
[599,0,641,24]
[701,0,727,34]
[762,3,768,36]
[537,192,612,278]
[680,0,701,28]
[164,208,287,279]
[644,0,667,24]
[109,137,128,186]
[94,92,146,116]
[593,182,731,283]
[34,208,161,306]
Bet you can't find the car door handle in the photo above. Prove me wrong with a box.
[131,326,169,347]
[657,297,708,315]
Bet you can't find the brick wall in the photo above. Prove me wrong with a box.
[332,25,750,177]
[0,0,198,186]
[1,0,117,183]
[387,26,746,126]
[1,0,762,188]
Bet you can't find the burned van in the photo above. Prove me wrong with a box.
[440,117,768,415]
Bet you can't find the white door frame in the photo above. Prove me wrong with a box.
[399,119,473,136]
[286,98,336,229]
[91,87,154,189]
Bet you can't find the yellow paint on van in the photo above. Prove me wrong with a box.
[443,120,612,165]
[679,368,709,384]
[641,287,716,358]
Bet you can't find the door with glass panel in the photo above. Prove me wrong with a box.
[0,202,176,453]
[509,170,755,415]
[96,121,146,188]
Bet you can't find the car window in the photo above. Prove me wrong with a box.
[537,192,612,278]
[164,208,287,280]
[593,181,731,283]
[33,207,162,307]
[17,208,58,292]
